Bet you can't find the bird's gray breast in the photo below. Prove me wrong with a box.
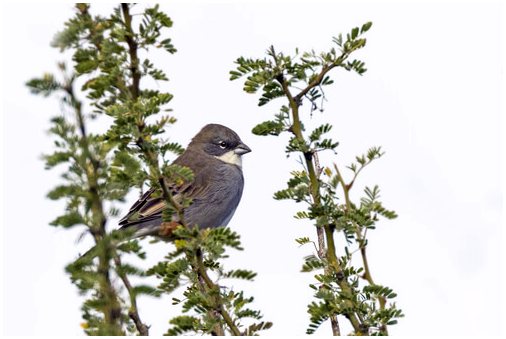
[184,163,244,229]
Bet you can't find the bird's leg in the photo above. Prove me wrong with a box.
[159,221,181,237]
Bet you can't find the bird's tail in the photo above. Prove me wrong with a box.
[75,221,177,263]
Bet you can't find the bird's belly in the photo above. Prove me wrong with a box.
[184,167,244,229]
[219,205,238,226]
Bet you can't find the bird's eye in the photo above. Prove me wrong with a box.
[218,141,227,149]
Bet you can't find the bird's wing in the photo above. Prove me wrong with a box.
[118,187,165,228]
[118,160,209,229]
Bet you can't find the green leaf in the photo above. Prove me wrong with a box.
[245,321,273,335]
[332,34,343,47]
[26,74,61,96]
[306,301,330,334]
[159,38,177,53]
[301,255,325,272]
[295,236,311,245]
[252,120,285,136]
[50,211,84,228]
[133,284,162,297]
[166,316,200,336]
[229,70,243,80]
[115,259,142,273]
[286,136,309,153]
[314,138,339,151]
[309,123,332,142]
[225,269,257,281]
[160,142,185,156]
[162,163,195,185]
[361,21,373,34]
[75,60,97,74]
[351,27,359,40]
[294,211,310,219]
[273,188,293,200]
[44,151,73,169]
[207,227,243,251]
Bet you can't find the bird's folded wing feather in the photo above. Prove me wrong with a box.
[118,175,207,229]
[118,188,162,227]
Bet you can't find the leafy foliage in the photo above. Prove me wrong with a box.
[231,21,373,121]
[149,226,271,335]
[231,21,403,335]
[28,3,268,336]
[28,54,154,333]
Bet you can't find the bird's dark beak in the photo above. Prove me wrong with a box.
[234,142,252,155]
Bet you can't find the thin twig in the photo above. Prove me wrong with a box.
[121,4,141,100]
[196,274,225,336]
[271,56,363,334]
[293,44,359,104]
[330,316,341,336]
[317,154,341,336]
[196,249,241,336]
[333,163,387,335]
[348,155,382,191]
[316,227,326,260]
[65,77,123,333]
[312,153,327,261]
[113,255,149,335]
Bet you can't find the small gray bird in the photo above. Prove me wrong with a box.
[118,123,251,238]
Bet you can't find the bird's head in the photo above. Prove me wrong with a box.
[189,124,251,167]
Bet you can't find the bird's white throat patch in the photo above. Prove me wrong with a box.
[216,150,242,168]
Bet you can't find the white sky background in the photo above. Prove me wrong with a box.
[1,0,505,336]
